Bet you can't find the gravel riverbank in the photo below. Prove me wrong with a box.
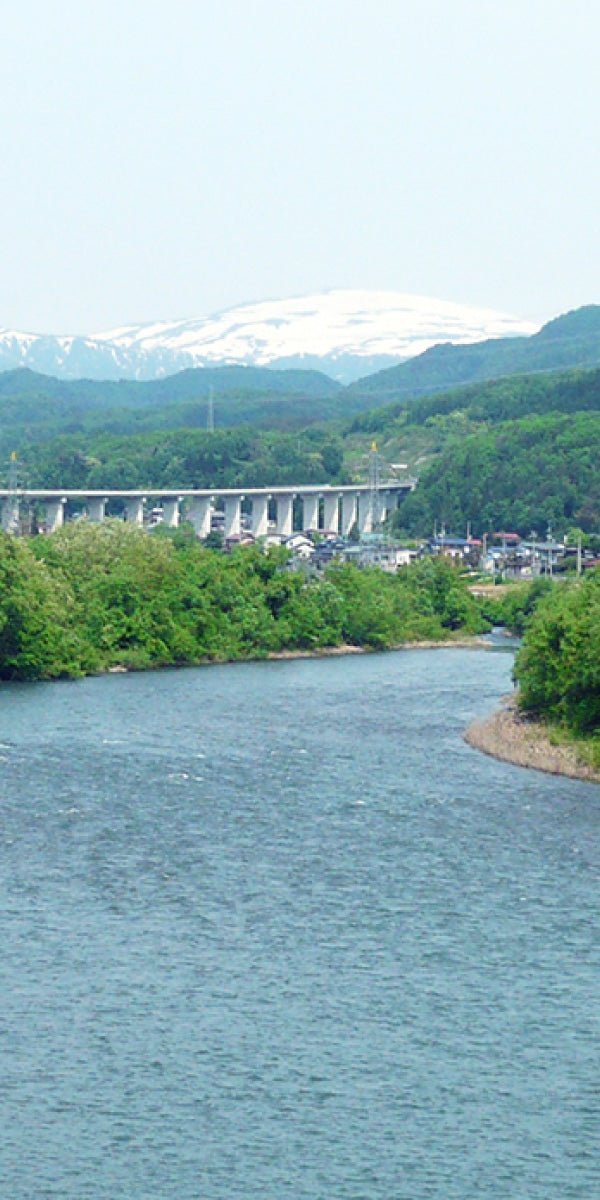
[465,696,600,784]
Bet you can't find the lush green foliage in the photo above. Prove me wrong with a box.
[5,326,600,544]
[0,364,371,462]
[0,524,489,680]
[514,569,600,736]
[21,427,347,491]
[393,411,600,536]
[478,579,555,636]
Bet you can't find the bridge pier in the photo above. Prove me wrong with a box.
[187,497,213,538]
[302,493,319,532]
[2,496,20,534]
[224,496,243,539]
[251,495,269,538]
[125,497,145,525]
[322,493,340,534]
[87,497,106,523]
[162,498,180,528]
[379,490,394,524]
[275,493,293,537]
[341,493,358,537]
[45,499,66,533]
[358,496,373,535]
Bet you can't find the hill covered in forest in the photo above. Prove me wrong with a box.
[343,366,600,538]
[348,305,600,402]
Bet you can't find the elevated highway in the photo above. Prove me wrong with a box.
[0,480,416,538]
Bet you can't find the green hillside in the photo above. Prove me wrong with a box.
[4,345,600,544]
[2,306,600,459]
[17,426,347,492]
[0,365,352,457]
[347,305,600,402]
[0,364,341,404]
[394,411,600,537]
[341,365,600,538]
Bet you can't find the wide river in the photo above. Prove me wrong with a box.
[1,646,598,1198]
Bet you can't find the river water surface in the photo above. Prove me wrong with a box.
[1,647,598,1198]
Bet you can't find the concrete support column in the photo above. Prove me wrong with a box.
[302,493,319,531]
[87,497,106,523]
[2,496,20,534]
[341,493,358,537]
[187,497,213,538]
[275,494,293,537]
[125,497,145,525]
[162,498,180,528]
[378,490,393,524]
[224,496,242,539]
[358,496,373,535]
[251,495,269,538]
[46,499,65,533]
[322,492,340,535]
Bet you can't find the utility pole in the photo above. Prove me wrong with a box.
[206,386,214,432]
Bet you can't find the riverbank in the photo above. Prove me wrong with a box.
[269,635,492,661]
[465,696,600,783]
[104,635,492,673]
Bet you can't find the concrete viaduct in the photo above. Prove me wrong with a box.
[0,482,415,538]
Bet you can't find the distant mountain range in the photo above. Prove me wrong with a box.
[0,304,599,456]
[348,304,600,401]
[0,290,537,383]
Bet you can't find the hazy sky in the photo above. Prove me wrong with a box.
[2,0,599,333]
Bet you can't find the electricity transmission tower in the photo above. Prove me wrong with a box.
[368,441,380,531]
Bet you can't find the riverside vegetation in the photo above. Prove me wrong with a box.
[3,518,600,777]
[0,522,489,681]
[512,570,600,769]
[469,574,600,775]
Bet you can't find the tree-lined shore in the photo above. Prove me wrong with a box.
[466,573,600,779]
[0,523,489,681]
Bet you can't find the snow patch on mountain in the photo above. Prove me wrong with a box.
[0,290,539,382]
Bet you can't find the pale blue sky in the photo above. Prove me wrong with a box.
[2,0,599,332]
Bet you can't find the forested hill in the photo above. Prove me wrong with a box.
[5,348,600,540]
[347,305,600,402]
[11,360,600,542]
[2,304,600,453]
[0,364,356,454]
[345,365,600,439]
[0,364,341,404]
[342,365,600,539]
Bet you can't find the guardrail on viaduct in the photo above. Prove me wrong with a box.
[0,482,416,538]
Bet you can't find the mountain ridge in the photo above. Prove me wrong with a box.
[0,290,537,383]
[348,304,600,400]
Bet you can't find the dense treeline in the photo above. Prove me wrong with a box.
[21,427,346,491]
[393,411,600,536]
[0,365,372,461]
[513,570,600,762]
[0,523,488,680]
[345,366,600,538]
[347,367,600,437]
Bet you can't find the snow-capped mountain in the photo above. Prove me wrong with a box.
[0,290,539,383]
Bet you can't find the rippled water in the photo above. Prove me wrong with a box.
[1,647,599,1198]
